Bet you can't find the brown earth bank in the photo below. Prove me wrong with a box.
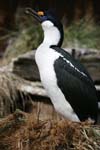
[0,110,100,150]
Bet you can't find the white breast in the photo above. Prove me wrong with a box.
[35,44,80,122]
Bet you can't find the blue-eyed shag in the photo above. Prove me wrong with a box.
[26,8,98,123]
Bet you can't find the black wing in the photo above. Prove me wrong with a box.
[52,46,98,122]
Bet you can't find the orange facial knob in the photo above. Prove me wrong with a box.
[38,11,44,16]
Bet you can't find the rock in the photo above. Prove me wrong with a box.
[12,51,40,81]
[65,48,100,83]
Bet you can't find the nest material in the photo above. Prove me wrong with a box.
[0,110,100,150]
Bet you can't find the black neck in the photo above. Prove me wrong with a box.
[57,24,64,47]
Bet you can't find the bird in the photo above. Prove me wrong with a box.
[25,8,98,123]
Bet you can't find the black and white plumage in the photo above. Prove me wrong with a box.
[26,8,98,123]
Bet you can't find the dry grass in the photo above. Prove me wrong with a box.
[0,71,34,118]
[0,110,100,150]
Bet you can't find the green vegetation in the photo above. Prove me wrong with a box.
[63,19,100,50]
[4,13,43,60]
[4,10,100,60]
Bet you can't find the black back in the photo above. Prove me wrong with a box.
[51,45,98,122]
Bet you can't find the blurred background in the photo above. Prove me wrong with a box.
[0,2,100,148]
[0,0,100,59]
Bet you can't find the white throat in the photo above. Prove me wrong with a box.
[41,21,61,46]
[35,21,79,122]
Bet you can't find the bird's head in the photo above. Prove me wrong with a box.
[25,8,64,47]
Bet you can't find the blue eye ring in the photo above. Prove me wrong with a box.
[40,16,48,21]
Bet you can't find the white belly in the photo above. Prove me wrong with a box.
[35,46,80,122]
